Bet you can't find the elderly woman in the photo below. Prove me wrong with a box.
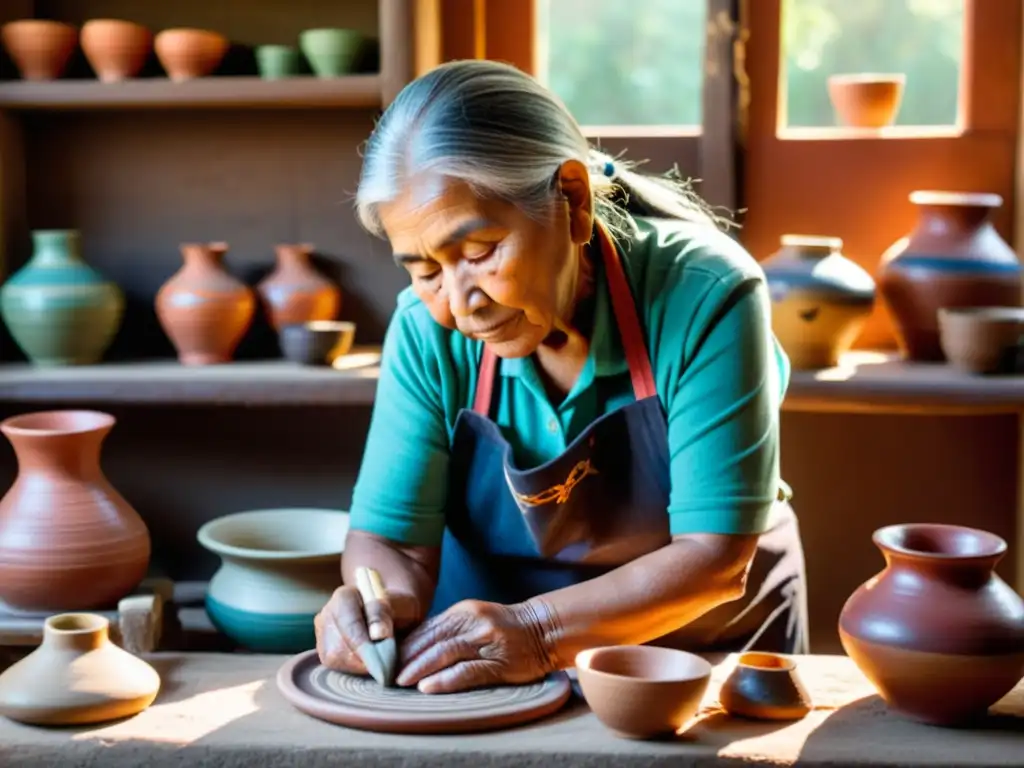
[315,59,808,694]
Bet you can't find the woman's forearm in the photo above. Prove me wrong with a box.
[514,533,759,669]
[341,530,440,629]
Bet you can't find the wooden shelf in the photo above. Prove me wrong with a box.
[785,351,1024,415]
[0,76,383,111]
[0,358,380,406]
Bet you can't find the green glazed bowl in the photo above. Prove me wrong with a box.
[299,28,362,78]
[255,45,301,80]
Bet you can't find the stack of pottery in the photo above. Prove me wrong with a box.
[0,229,124,366]
[257,243,341,330]
[761,235,876,369]
[0,409,151,611]
[878,191,1022,362]
[155,242,256,365]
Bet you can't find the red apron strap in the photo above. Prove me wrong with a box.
[473,221,657,415]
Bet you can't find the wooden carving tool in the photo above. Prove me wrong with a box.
[354,566,397,686]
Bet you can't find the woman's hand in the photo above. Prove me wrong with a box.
[315,585,419,674]
[396,600,553,694]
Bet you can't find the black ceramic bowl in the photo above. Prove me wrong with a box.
[279,321,356,366]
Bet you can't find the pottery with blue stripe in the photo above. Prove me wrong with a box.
[0,230,124,366]
[762,235,876,370]
[878,191,1022,362]
[197,508,349,654]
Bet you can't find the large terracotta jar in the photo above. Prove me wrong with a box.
[762,235,876,369]
[0,410,151,612]
[257,243,341,331]
[878,191,1022,362]
[155,242,255,365]
[839,523,1024,726]
[0,229,124,366]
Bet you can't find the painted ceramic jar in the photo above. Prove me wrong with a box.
[0,230,124,366]
[198,508,349,653]
[839,523,1024,726]
[761,235,876,369]
[257,243,341,331]
[0,410,151,611]
[155,242,255,365]
[879,191,1022,362]
[0,613,160,725]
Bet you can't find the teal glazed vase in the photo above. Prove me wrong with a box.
[299,28,362,78]
[0,230,124,366]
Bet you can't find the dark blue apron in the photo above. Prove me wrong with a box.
[430,224,809,655]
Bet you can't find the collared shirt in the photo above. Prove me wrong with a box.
[349,216,790,546]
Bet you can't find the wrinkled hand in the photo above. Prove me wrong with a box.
[315,585,419,675]
[396,600,552,694]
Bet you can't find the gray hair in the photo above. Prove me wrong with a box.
[355,59,724,240]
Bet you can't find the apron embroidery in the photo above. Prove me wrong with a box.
[508,459,599,507]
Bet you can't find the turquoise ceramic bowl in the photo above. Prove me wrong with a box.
[299,28,362,77]
[206,594,318,653]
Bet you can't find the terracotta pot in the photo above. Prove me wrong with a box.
[827,73,905,129]
[197,508,349,653]
[257,244,341,330]
[938,307,1024,375]
[80,19,152,83]
[879,191,1022,362]
[0,410,151,612]
[0,19,78,81]
[155,242,255,365]
[762,235,876,369]
[0,613,160,725]
[839,523,1024,726]
[154,27,227,82]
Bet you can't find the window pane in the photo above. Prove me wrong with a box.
[537,0,707,128]
[783,0,964,127]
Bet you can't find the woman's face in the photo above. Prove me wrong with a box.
[377,160,594,358]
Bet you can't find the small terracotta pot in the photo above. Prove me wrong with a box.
[257,244,342,331]
[80,19,152,83]
[827,73,906,129]
[575,645,712,740]
[0,19,78,81]
[938,306,1024,375]
[719,652,812,721]
[154,27,228,82]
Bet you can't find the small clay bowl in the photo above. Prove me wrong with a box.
[719,652,812,721]
[154,27,228,82]
[80,19,153,83]
[938,306,1024,375]
[299,28,363,78]
[280,321,355,366]
[0,19,78,81]
[827,73,906,129]
[575,645,712,740]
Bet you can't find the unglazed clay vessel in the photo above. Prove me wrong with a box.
[938,307,1024,375]
[80,19,153,83]
[879,191,1022,362]
[0,229,124,366]
[839,523,1024,726]
[154,27,228,81]
[0,20,78,81]
[827,73,905,128]
[719,652,812,721]
[575,645,711,739]
[762,235,876,369]
[257,244,341,330]
[0,410,151,611]
[155,242,255,365]
[198,508,349,653]
[0,613,160,725]
[280,321,356,366]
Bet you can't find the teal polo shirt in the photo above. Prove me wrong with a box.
[349,216,790,546]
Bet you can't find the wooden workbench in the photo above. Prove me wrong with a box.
[0,653,1020,767]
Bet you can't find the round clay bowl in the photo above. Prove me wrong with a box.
[154,28,228,82]
[280,320,356,366]
[299,28,363,78]
[81,19,153,83]
[575,646,712,739]
[827,73,906,129]
[0,19,78,81]
[938,306,1024,375]
[719,652,813,721]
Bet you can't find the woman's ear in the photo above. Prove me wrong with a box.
[557,159,594,245]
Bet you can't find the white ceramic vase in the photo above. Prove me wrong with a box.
[197,508,349,653]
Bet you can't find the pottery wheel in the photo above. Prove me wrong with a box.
[276,649,572,734]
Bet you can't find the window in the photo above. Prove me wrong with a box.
[534,0,708,130]
[781,0,965,129]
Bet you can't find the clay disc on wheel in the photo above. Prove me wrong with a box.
[276,649,572,734]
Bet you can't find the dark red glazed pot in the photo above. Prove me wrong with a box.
[839,523,1024,726]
